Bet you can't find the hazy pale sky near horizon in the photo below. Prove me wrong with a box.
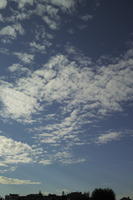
[0,0,133,198]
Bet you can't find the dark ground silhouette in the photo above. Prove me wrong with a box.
[1,188,132,200]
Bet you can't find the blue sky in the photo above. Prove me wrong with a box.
[0,0,133,199]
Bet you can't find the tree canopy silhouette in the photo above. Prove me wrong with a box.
[91,188,116,200]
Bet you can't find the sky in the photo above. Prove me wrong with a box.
[0,0,133,199]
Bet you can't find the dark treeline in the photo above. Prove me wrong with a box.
[1,188,132,200]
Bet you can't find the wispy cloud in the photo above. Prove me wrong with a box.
[42,16,59,30]
[0,166,17,174]
[96,132,121,144]
[30,42,46,52]
[0,176,41,184]
[54,151,86,164]
[14,52,34,64]
[39,159,52,165]
[80,14,93,21]
[8,63,30,73]
[38,150,86,165]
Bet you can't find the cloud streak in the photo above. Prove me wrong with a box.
[96,132,121,144]
[0,176,41,184]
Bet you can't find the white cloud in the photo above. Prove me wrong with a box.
[43,16,59,30]
[35,3,47,16]
[0,49,132,162]
[50,0,75,11]
[0,0,7,9]
[11,0,75,11]
[0,51,133,125]
[31,25,53,49]
[14,52,34,64]
[30,42,46,52]
[0,135,34,165]
[38,151,86,165]
[8,64,22,72]
[0,24,24,39]
[55,151,71,159]
[26,52,133,161]
[0,134,44,169]
[0,85,40,121]
[8,63,30,73]
[0,176,40,184]
[96,132,121,144]
[0,0,132,167]
[0,26,17,38]
[36,3,59,18]
[41,54,133,114]
[45,4,59,18]
[0,48,133,166]
[4,8,32,22]
[35,109,82,148]
[54,151,86,164]
[13,0,34,8]
[0,166,17,173]
[61,158,86,165]
[39,159,52,165]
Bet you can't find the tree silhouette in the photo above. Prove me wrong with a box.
[67,192,90,200]
[4,189,133,200]
[120,198,132,200]
[91,188,116,200]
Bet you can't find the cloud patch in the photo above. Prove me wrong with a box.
[96,132,121,144]
[0,24,24,39]
[0,50,133,141]
[0,48,133,165]
[8,63,30,73]
[13,0,34,9]
[0,85,40,122]
[0,0,7,9]
[50,0,76,11]
[14,52,34,64]
[0,176,40,184]
[0,135,35,165]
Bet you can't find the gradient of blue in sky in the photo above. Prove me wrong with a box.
[0,0,133,199]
